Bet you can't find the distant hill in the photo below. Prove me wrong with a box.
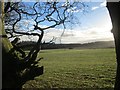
[77,41,115,49]
[18,41,115,50]
[41,41,115,49]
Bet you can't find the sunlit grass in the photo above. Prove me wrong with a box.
[23,48,116,88]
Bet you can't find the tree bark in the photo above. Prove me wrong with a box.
[1,2,43,89]
[1,1,22,88]
[107,2,120,90]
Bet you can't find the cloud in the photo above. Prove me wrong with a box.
[18,22,113,44]
[91,6,99,10]
[19,35,39,42]
[100,0,106,7]
[41,25,114,44]
[91,0,106,11]
[67,27,113,43]
[67,7,82,13]
[19,25,114,44]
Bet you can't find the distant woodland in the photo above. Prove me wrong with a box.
[17,41,115,50]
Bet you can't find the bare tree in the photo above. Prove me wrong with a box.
[1,1,86,89]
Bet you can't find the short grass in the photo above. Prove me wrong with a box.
[23,48,116,89]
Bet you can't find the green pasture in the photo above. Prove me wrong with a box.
[23,48,117,88]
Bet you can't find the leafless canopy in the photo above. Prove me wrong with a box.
[5,1,86,61]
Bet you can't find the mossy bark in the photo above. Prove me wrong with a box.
[0,2,22,88]
[1,2,43,88]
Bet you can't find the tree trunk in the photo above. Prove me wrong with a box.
[1,2,22,88]
[1,2,43,89]
[107,2,120,90]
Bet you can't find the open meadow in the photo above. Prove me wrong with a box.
[23,48,117,89]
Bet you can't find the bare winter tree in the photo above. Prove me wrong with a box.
[1,1,86,89]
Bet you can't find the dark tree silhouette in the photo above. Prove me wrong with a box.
[107,1,120,90]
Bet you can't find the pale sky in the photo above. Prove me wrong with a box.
[19,1,114,44]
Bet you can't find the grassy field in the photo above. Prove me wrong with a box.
[23,48,117,89]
